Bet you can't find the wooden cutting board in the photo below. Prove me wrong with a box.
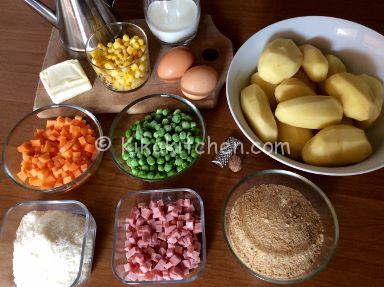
[33,15,233,117]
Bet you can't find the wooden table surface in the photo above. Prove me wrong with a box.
[1,0,383,286]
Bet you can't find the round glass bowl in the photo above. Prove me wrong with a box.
[0,200,97,287]
[222,169,339,284]
[86,22,150,92]
[109,94,206,182]
[2,105,104,193]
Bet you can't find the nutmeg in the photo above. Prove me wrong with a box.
[228,155,242,172]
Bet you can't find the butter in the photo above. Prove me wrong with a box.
[40,59,92,104]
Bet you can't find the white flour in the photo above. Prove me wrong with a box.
[13,210,86,287]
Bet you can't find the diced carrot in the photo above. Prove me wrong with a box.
[38,153,51,163]
[30,139,41,147]
[70,124,81,136]
[78,136,87,146]
[34,129,45,139]
[17,171,28,182]
[72,151,81,158]
[29,177,43,187]
[46,160,54,169]
[17,142,32,153]
[62,150,73,159]
[68,162,78,172]
[85,135,96,144]
[46,120,56,129]
[74,115,83,121]
[56,116,65,128]
[52,167,62,178]
[80,163,88,172]
[64,117,72,125]
[72,169,82,178]
[54,181,63,188]
[84,143,95,153]
[63,176,72,184]
[36,160,46,169]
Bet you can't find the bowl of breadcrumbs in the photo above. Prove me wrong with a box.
[222,169,339,284]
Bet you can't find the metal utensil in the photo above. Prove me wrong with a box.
[212,137,242,168]
[23,0,117,58]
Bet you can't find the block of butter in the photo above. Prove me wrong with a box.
[40,59,92,104]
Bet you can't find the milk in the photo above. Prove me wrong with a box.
[146,0,200,44]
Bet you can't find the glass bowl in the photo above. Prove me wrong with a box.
[86,22,150,92]
[222,169,339,284]
[2,104,103,193]
[109,94,206,182]
[0,200,97,287]
[112,188,206,285]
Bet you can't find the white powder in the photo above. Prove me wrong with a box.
[13,210,87,287]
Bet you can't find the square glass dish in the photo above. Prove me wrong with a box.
[112,188,206,285]
[0,200,97,287]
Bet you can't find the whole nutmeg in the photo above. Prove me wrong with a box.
[228,155,242,172]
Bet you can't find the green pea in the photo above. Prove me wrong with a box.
[165,155,171,162]
[195,137,202,144]
[138,158,145,166]
[190,122,197,128]
[130,159,139,167]
[155,173,163,179]
[164,133,172,142]
[138,170,146,178]
[143,148,151,157]
[131,168,139,175]
[181,161,189,169]
[187,135,194,144]
[181,121,190,129]
[150,165,156,171]
[157,157,165,164]
[147,156,155,165]
[166,144,173,152]
[179,131,186,140]
[122,152,129,161]
[175,126,182,132]
[126,143,135,152]
[157,128,165,137]
[174,109,181,114]
[172,114,181,123]
[128,151,136,158]
[158,141,166,149]
[162,109,169,116]
[164,163,172,172]
[152,151,161,158]
[180,150,188,160]
[135,133,142,140]
[191,149,198,158]
[177,166,184,172]
[156,109,163,115]
[143,131,152,138]
[160,149,167,156]
[172,134,180,142]
[175,158,183,166]
[158,164,164,171]
[141,137,150,145]
[170,151,177,158]
[141,165,149,171]
[145,115,152,121]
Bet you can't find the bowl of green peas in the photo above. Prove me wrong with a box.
[109,94,206,181]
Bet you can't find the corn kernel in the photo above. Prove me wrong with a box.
[123,34,130,42]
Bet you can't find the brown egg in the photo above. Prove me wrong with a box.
[157,46,194,81]
[181,65,218,100]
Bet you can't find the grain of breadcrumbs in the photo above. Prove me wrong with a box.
[228,184,324,279]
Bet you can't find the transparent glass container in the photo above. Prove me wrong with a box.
[86,22,150,92]
[223,169,339,284]
[112,188,206,284]
[144,0,201,45]
[2,104,104,194]
[109,94,206,182]
[0,200,97,287]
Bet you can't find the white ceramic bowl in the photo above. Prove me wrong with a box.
[226,16,384,176]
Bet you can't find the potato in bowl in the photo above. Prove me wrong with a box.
[226,16,384,176]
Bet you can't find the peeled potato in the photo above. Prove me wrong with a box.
[355,74,384,129]
[293,68,317,91]
[275,95,343,129]
[275,78,315,103]
[299,44,329,82]
[258,38,303,84]
[325,72,375,121]
[241,84,278,142]
[302,125,372,166]
[250,72,277,108]
[326,54,347,76]
[277,121,314,160]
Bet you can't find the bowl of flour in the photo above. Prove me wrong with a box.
[222,169,339,284]
[0,200,96,287]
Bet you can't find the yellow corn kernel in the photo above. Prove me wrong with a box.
[138,38,144,45]
[131,63,138,71]
[139,64,145,72]
[107,42,113,48]
[123,34,130,42]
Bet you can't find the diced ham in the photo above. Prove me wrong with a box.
[156,199,164,206]
[154,258,167,271]
[169,254,181,266]
[166,247,174,258]
[124,262,132,272]
[138,202,147,209]
[176,221,184,229]
[126,271,138,281]
[159,247,166,256]
[182,259,191,268]
[151,252,162,263]
[136,216,146,226]
[185,220,194,230]
[126,247,140,259]
[193,222,202,234]
[139,261,152,273]
[157,232,167,241]
[141,208,152,220]
[164,262,173,270]
[175,246,183,255]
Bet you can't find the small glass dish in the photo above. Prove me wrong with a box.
[86,22,150,92]
[222,169,339,285]
[109,93,206,182]
[0,200,97,287]
[112,188,206,285]
[2,104,103,193]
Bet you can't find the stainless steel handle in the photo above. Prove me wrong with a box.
[23,0,58,27]
[103,0,115,7]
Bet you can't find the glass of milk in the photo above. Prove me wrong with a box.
[144,0,201,45]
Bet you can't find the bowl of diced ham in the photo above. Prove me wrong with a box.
[112,188,206,284]
[2,104,104,193]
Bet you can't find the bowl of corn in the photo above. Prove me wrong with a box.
[86,22,150,92]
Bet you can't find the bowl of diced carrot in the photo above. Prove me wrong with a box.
[2,104,104,193]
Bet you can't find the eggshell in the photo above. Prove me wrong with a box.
[180,65,218,100]
[157,46,194,81]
